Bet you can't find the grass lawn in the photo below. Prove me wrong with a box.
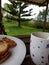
[3,22,42,36]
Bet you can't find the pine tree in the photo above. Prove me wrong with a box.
[37,8,49,31]
[2,0,33,27]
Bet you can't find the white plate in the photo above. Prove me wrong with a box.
[0,35,26,65]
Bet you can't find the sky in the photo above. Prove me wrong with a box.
[1,0,46,19]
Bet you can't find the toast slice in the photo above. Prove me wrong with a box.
[0,51,11,64]
[3,37,17,47]
[0,40,9,56]
[0,51,9,59]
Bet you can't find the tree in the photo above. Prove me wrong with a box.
[37,6,49,22]
[2,0,33,27]
[37,7,49,31]
[37,10,47,22]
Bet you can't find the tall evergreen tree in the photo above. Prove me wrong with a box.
[2,0,33,27]
[37,8,49,31]
[37,8,49,22]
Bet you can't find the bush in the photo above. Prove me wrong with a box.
[34,21,43,28]
[33,21,49,29]
[46,22,49,29]
[28,20,49,29]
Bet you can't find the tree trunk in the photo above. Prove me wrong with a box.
[18,2,21,27]
[0,0,7,34]
[18,19,21,27]
[43,2,48,32]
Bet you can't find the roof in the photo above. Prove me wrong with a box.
[15,0,49,6]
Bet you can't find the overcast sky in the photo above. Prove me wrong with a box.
[1,0,46,19]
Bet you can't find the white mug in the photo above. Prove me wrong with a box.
[30,32,49,65]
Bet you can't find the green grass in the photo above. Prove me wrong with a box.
[3,21,42,35]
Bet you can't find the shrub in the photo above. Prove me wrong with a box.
[28,20,49,29]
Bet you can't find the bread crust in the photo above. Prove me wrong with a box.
[0,51,11,64]
[0,51,9,59]
[0,40,9,56]
[3,37,17,47]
